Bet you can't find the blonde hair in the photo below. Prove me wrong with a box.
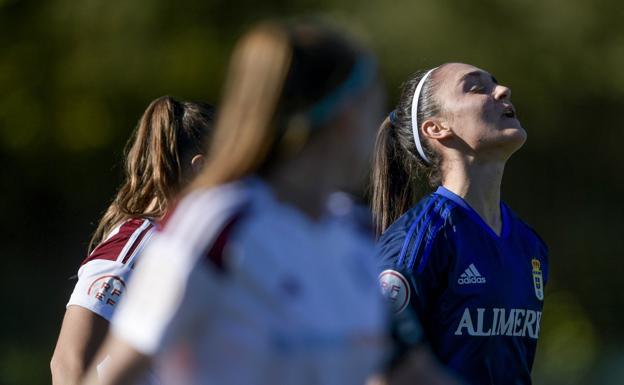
[193,21,368,190]
[193,24,293,188]
[89,96,214,252]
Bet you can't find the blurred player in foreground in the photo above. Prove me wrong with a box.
[83,20,391,385]
[84,20,464,385]
[372,63,549,385]
[51,96,214,385]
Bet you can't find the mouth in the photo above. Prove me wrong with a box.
[502,105,516,119]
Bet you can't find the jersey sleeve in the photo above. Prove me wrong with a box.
[377,216,454,315]
[377,227,418,315]
[376,199,456,352]
[67,260,133,321]
[376,208,454,365]
[66,219,154,321]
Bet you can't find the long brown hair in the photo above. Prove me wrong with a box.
[371,68,444,234]
[192,21,373,190]
[89,96,214,252]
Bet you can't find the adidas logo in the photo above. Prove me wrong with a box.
[457,264,486,285]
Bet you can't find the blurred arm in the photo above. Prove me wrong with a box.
[82,335,151,385]
[368,345,463,385]
[386,345,463,385]
[50,306,109,385]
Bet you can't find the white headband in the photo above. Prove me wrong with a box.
[411,68,436,164]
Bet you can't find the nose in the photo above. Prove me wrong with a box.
[494,84,511,101]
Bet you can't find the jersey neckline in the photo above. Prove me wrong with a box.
[434,186,511,239]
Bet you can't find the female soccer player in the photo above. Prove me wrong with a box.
[50,96,214,385]
[373,63,548,385]
[79,21,398,385]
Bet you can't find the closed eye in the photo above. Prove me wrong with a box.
[469,84,486,93]
[460,70,497,94]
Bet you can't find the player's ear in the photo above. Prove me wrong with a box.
[190,154,205,174]
[421,118,452,140]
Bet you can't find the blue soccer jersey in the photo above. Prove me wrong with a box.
[377,186,548,385]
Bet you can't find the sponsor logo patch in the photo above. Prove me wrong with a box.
[457,263,486,285]
[379,269,411,314]
[454,307,542,339]
[88,275,126,307]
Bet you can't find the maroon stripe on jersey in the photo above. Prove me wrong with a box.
[81,218,147,267]
[121,224,154,264]
[203,211,246,272]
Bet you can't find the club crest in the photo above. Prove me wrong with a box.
[531,259,544,301]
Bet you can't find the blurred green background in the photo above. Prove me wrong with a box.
[1,0,623,384]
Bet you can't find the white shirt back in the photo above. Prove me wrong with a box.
[112,179,389,385]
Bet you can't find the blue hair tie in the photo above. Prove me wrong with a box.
[305,55,377,128]
[388,110,398,126]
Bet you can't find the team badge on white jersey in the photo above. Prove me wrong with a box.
[88,275,126,307]
[531,259,544,300]
[379,269,411,314]
[457,264,486,285]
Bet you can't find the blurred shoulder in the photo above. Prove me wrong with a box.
[160,181,250,243]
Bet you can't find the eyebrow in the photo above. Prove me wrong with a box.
[459,70,498,84]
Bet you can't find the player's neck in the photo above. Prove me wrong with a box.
[441,158,506,235]
[264,159,334,221]
[264,127,350,220]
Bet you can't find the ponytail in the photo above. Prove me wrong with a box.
[127,97,181,215]
[371,68,445,235]
[192,24,293,189]
[371,117,426,234]
[193,21,367,191]
[89,96,214,252]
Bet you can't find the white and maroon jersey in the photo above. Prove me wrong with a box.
[111,179,390,385]
[67,218,155,321]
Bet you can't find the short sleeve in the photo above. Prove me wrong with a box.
[377,203,454,355]
[378,219,453,316]
[66,219,154,321]
[67,260,133,321]
[378,223,454,365]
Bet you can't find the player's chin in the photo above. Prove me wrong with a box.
[490,125,526,151]
[500,120,526,137]
[499,129,527,154]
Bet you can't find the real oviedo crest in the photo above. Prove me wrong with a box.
[531,259,544,301]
